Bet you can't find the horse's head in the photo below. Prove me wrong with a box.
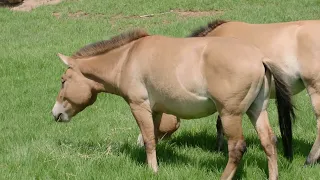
[51,53,98,122]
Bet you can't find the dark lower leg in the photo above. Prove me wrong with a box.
[216,116,225,151]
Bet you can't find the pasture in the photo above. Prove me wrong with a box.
[1,0,320,179]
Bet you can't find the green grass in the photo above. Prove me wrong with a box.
[1,0,320,179]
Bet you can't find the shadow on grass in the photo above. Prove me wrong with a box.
[170,130,315,177]
[118,141,230,177]
[291,138,313,158]
[118,142,192,165]
[169,130,228,153]
[118,130,314,179]
[168,131,261,179]
[171,129,313,157]
[56,129,314,179]
[116,132,257,179]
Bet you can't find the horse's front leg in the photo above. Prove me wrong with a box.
[219,113,246,180]
[137,113,180,147]
[130,101,158,172]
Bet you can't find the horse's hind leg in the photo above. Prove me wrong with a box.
[137,113,180,147]
[304,84,320,165]
[157,114,180,140]
[219,113,246,180]
[247,72,278,180]
[247,109,278,180]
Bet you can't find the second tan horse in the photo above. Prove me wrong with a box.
[153,20,320,164]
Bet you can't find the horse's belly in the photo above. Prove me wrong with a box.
[153,98,216,119]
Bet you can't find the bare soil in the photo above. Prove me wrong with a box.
[173,9,223,17]
[52,9,223,20]
[0,0,61,11]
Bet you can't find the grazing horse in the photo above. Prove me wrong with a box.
[153,19,320,164]
[51,29,293,179]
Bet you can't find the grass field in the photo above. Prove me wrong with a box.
[1,0,320,179]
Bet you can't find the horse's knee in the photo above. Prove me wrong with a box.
[260,133,277,157]
[158,114,180,134]
[229,140,247,164]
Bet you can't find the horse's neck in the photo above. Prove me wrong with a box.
[77,43,134,95]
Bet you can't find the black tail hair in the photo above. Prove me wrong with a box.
[263,62,295,161]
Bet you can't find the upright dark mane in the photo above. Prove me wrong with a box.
[72,29,149,58]
[188,20,228,37]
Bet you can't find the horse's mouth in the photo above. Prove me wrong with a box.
[56,113,62,122]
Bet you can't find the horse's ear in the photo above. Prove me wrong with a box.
[57,53,74,67]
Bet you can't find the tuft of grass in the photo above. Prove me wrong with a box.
[1,0,320,179]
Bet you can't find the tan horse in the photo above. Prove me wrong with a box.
[155,19,320,164]
[51,29,293,180]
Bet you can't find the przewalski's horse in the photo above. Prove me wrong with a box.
[51,29,293,180]
[155,20,320,164]
[191,20,320,164]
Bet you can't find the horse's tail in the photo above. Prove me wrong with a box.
[263,61,295,161]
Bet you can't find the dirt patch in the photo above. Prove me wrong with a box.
[174,10,223,17]
[51,9,222,31]
[52,9,223,20]
[52,11,91,19]
[0,0,61,12]
[110,9,223,19]
[67,11,89,18]
[52,11,60,18]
